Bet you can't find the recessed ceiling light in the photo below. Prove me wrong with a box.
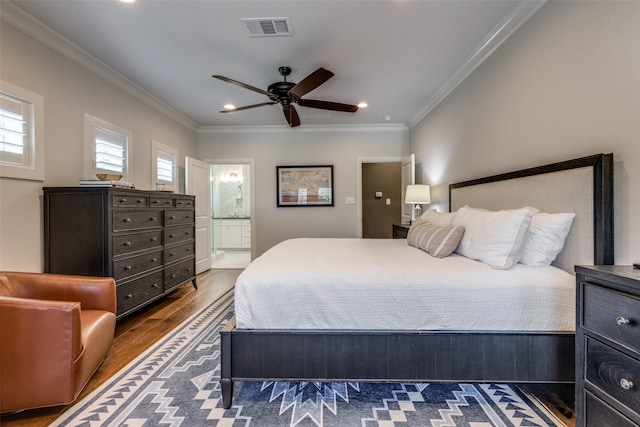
[119,0,135,3]
[357,102,368,108]
[384,115,392,121]
[223,104,236,111]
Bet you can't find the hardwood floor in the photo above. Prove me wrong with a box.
[1,267,575,426]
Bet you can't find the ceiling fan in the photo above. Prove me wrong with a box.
[212,66,359,127]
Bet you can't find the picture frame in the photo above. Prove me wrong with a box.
[277,165,334,207]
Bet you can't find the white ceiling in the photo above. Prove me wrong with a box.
[5,0,544,129]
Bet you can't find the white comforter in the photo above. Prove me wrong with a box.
[235,238,576,331]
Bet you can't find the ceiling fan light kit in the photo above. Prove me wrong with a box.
[212,66,360,127]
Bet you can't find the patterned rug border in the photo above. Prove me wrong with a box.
[51,289,567,427]
[50,288,235,426]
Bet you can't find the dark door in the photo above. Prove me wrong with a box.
[362,162,401,238]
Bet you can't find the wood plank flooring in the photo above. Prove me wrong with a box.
[1,268,575,426]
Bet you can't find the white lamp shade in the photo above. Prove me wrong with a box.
[405,184,431,204]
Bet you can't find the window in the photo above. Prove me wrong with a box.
[0,81,44,181]
[151,140,178,191]
[83,114,131,181]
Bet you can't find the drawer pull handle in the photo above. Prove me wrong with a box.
[616,316,631,326]
[120,198,127,203]
[620,378,634,390]
[153,200,159,204]
[150,216,157,221]
[169,234,175,238]
[137,199,144,204]
[125,218,131,222]
[151,283,159,288]
[151,237,157,241]
[171,274,177,278]
[124,241,131,246]
[170,252,176,257]
[151,258,157,263]
[170,215,176,220]
[126,294,133,299]
[125,265,132,270]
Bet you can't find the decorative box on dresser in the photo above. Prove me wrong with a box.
[575,265,640,426]
[44,187,197,319]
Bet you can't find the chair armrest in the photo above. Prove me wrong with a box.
[0,272,116,314]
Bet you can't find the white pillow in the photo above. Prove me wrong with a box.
[419,209,456,226]
[520,212,576,267]
[452,205,538,269]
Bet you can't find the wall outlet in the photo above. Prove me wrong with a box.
[345,196,356,205]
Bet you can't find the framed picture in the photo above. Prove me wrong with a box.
[277,165,334,207]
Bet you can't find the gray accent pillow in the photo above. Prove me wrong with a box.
[407,219,465,258]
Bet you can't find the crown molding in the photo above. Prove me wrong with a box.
[407,0,546,129]
[1,1,199,132]
[198,123,408,134]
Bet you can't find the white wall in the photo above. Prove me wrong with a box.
[0,22,198,271]
[410,1,640,265]
[198,126,408,256]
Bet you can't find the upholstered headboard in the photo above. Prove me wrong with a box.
[449,154,613,273]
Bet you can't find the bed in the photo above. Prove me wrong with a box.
[220,153,614,409]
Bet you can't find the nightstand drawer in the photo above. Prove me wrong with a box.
[586,338,640,415]
[583,282,640,354]
[585,391,639,427]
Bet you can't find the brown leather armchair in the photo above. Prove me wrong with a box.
[0,272,116,413]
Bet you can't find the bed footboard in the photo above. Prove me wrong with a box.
[220,316,574,409]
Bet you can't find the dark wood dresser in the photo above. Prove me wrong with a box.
[44,187,196,319]
[575,265,640,426]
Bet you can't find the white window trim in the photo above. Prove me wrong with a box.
[151,139,178,192]
[0,81,45,181]
[82,114,132,181]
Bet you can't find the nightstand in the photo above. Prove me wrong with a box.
[575,265,640,426]
[392,223,411,239]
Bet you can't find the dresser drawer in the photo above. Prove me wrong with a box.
[165,258,194,291]
[164,210,194,226]
[585,391,639,427]
[113,230,162,256]
[113,193,148,207]
[586,338,640,416]
[149,195,174,208]
[164,225,194,245]
[116,271,163,316]
[113,249,163,280]
[175,197,194,208]
[165,241,194,264]
[113,210,162,231]
[583,282,640,354]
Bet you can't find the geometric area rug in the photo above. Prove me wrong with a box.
[51,289,565,427]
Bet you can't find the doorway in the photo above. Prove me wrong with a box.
[211,163,252,269]
[362,162,402,238]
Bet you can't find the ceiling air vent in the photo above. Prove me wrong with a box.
[241,17,293,37]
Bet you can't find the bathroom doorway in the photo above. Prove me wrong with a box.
[211,162,252,269]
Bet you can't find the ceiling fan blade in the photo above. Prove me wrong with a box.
[288,67,334,99]
[219,102,276,113]
[283,105,301,127]
[297,98,359,113]
[212,75,273,97]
